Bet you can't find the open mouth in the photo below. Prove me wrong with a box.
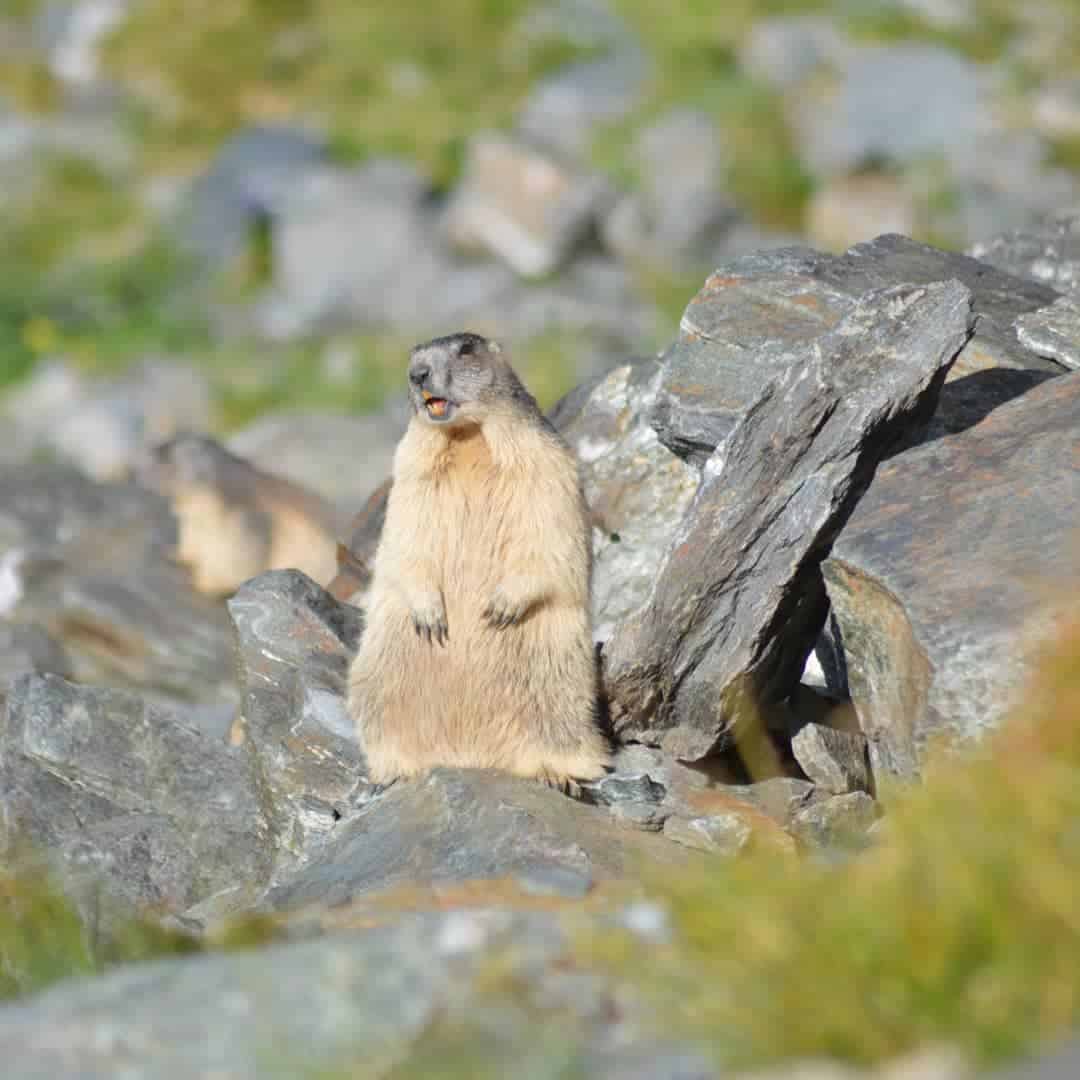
[422,391,452,420]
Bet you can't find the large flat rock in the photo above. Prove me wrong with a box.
[824,371,1080,779]
[263,767,698,911]
[604,281,974,761]
[653,234,1062,466]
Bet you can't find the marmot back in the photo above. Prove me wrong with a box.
[346,332,610,790]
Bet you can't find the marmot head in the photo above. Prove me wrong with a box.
[136,433,223,493]
[407,332,535,428]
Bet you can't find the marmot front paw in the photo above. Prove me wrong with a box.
[482,585,530,630]
[410,594,448,646]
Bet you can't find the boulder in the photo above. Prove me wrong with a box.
[824,371,1080,779]
[556,359,699,643]
[262,767,699,912]
[0,675,271,923]
[228,570,369,871]
[652,235,1062,467]
[969,208,1080,295]
[604,280,974,761]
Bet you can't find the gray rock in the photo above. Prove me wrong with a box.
[180,125,328,268]
[3,359,214,480]
[824,371,1080,779]
[791,723,871,795]
[518,49,649,158]
[34,0,130,88]
[0,464,237,701]
[601,107,740,271]
[0,622,70,691]
[1,674,271,922]
[663,813,753,856]
[1015,296,1080,370]
[258,159,432,337]
[443,132,612,277]
[556,359,699,643]
[227,407,407,513]
[969,209,1080,296]
[0,903,712,1080]
[604,281,974,761]
[738,15,852,90]
[791,791,879,849]
[653,235,1062,467]
[263,767,698,911]
[933,133,1080,250]
[228,571,368,870]
[791,44,993,177]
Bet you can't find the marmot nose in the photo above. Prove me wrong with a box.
[409,364,431,388]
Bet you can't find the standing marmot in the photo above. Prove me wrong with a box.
[347,332,610,789]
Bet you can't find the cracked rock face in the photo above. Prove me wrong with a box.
[825,371,1080,779]
[0,674,271,924]
[652,235,1062,469]
[604,280,975,761]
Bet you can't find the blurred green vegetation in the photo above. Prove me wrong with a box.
[1,0,1080,421]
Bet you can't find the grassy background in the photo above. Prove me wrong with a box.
[4,0,1080,425]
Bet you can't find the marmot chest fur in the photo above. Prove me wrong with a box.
[347,332,610,789]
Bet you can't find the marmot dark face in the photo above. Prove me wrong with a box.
[407,332,510,427]
[137,433,222,492]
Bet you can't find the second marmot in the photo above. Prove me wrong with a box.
[347,332,610,789]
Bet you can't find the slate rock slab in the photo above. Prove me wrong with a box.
[824,371,1080,779]
[969,209,1080,296]
[604,280,974,761]
[0,675,272,923]
[262,767,699,911]
[556,359,700,643]
[1014,296,1080,370]
[653,235,1062,467]
[228,570,369,869]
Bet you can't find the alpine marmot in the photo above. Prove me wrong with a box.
[346,332,611,789]
[137,434,344,596]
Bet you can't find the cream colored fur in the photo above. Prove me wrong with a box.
[347,375,610,789]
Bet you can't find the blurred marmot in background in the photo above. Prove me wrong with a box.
[347,332,610,790]
[138,434,344,595]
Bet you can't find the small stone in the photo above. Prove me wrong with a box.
[791,792,879,849]
[443,132,611,277]
[663,814,753,856]
[578,772,666,807]
[791,723,871,795]
[1015,296,1080,370]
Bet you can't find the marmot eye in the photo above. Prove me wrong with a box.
[458,339,475,357]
